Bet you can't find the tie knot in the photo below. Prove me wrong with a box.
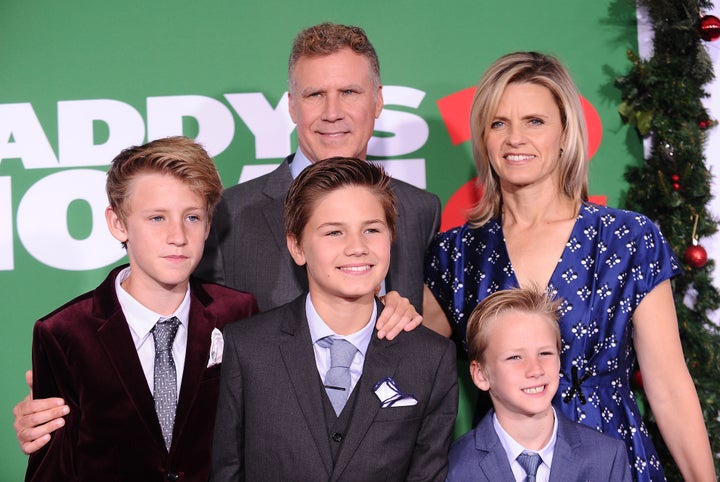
[153,316,181,352]
[319,336,357,368]
[517,452,542,479]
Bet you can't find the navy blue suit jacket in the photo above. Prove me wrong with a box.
[446,408,632,481]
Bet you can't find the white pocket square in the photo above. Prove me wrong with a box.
[373,377,417,407]
[207,328,224,368]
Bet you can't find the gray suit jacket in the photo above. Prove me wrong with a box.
[195,155,441,312]
[210,296,458,482]
[446,408,632,481]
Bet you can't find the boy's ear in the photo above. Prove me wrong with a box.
[286,234,306,267]
[470,360,491,392]
[105,207,128,244]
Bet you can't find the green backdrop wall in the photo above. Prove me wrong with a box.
[0,1,641,479]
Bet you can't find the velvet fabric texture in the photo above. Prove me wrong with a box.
[26,265,259,482]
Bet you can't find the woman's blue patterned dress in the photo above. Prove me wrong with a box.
[425,202,681,481]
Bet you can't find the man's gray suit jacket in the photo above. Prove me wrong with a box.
[196,155,442,311]
[446,408,633,481]
[210,296,458,481]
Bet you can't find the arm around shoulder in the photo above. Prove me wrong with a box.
[25,322,75,480]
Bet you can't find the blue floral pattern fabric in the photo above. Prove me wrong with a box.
[425,202,681,481]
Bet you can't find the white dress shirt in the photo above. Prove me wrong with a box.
[115,267,190,395]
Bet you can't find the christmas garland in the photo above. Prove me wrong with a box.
[616,1,720,479]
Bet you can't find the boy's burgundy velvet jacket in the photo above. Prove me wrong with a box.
[26,265,258,482]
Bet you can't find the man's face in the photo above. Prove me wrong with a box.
[288,48,383,163]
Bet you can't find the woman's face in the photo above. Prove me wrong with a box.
[485,82,565,193]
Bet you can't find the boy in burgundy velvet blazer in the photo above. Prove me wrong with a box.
[25,137,258,482]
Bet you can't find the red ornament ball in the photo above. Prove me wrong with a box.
[671,174,680,182]
[672,182,680,191]
[700,120,709,129]
[684,244,708,268]
[699,15,720,41]
[631,370,643,390]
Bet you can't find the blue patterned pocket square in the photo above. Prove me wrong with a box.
[373,377,417,407]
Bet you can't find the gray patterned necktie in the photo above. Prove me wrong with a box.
[517,452,542,482]
[317,336,357,416]
[152,316,181,450]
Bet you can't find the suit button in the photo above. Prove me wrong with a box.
[331,432,343,443]
[167,472,180,481]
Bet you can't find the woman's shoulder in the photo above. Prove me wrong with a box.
[432,218,502,244]
[579,202,658,231]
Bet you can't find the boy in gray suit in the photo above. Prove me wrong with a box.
[447,287,632,482]
[211,158,457,481]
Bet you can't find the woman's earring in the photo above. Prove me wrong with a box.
[559,148,564,158]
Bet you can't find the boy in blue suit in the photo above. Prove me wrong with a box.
[447,287,631,482]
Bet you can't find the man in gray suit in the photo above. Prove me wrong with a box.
[13,22,439,452]
[195,22,441,315]
[211,157,457,481]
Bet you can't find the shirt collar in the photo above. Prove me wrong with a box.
[289,148,313,180]
[305,293,375,356]
[493,407,558,468]
[115,267,191,346]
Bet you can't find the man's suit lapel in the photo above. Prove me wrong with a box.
[261,156,294,255]
[262,156,310,292]
[94,276,166,451]
[278,297,334,476]
[385,179,405,297]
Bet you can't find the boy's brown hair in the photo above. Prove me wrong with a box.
[284,157,397,243]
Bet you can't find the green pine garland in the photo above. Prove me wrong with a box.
[616,1,720,479]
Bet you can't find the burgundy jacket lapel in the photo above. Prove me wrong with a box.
[94,269,166,451]
[172,281,216,452]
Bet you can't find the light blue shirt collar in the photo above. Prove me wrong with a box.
[306,293,376,392]
[289,148,313,180]
[493,407,558,482]
[306,293,375,357]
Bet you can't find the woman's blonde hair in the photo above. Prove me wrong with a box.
[468,51,588,226]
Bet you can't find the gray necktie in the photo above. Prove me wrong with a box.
[152,316,181,450]
[318,336,357,416]
[517,452,542,482]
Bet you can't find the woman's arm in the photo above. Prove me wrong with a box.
[633,279,716,481]
[422,285,453,338]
